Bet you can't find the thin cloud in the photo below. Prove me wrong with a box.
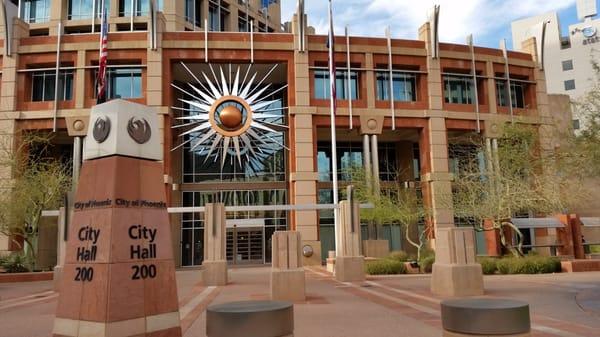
[281,0,576,47]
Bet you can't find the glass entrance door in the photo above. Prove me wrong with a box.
[227,226,264,265]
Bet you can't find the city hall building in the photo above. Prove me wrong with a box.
[0,0,567,268]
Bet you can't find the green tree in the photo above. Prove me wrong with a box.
[0,132,71,270]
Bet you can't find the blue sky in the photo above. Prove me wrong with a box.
[280,0,597,50]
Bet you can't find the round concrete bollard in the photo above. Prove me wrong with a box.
[206,300,294,337]
[441,298,530,336]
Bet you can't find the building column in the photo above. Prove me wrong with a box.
[370,134,380,192]
[419,21,483,297]
[109,0,119,31]
[48,0,66,35]
[362,134,371,190]
[162,0,185,31]
[290,13,320,266]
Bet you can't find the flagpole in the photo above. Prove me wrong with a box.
[328,0,341,258]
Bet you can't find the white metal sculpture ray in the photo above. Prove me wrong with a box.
[172,63,288,174]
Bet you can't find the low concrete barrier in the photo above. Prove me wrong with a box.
[0,271,54,283]
[207,300,294,337]
[441,298,530,336]
[561,259,600,272]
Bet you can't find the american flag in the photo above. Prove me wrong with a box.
[327,0,336,113]
[96,5,108,104]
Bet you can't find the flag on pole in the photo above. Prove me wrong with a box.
[327,0,341,257]
[327,0,336,111]
[96,5,108,104]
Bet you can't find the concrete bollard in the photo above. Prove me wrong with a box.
[440,298,531,337]
[207,301,294,337]
[270,231,306,302]
[202,203,228,286]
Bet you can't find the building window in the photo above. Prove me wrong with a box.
[573,119,580,130]
[21,0,50,23]
[443,75,474,104]
[68,0,107,20]
[496,81,526,109]
[208,1,228,31]
[95,68,142,99]
[314,69,359,100]
[376,71,417,102]
[185,0,202,27]
[119,0,150,17]
[564,79,576,91]
[238,15,251,32]
[31,71,74,102]
[317,142,396,182]
[562,60,573,71]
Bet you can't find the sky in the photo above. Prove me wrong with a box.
[279,0,596,50]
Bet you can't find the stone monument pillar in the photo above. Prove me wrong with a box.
[335,200,365,282]
[202,203,228,286]
[431,228,484,297]
[270,231,306,302]
[52,100,182,337]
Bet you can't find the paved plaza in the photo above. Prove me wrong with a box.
[1,268,599,337]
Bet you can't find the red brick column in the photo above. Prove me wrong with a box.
[556,214,575,257]
[570,215,585,259]
[483,219,501,257]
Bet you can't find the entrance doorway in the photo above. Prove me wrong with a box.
[226,219,266,265]
[227,227,264,264]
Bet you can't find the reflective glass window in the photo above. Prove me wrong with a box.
[31,71,74,102]
[314,69,359,100]
[443,75,474,104]
[376,71,417,101]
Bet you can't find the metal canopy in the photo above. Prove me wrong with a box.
[581,217,600,227]
[511,218,564,229]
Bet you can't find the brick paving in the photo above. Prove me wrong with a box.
[0,268,598,337]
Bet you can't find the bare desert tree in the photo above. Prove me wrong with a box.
[0,132,71,269]
[450,122,593,257]
[347,168,428,260]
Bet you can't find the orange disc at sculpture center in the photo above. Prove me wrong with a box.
[219,105,243,129]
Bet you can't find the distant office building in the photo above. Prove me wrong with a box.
[512,0,600,128]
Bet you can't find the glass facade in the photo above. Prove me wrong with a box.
[443,75,474,104]
[68,0,107,20]
[21,0,50,23]
[208,2,227,31]
[119,0,150,17]
[314,69,359,100]
[181,190,287,266]
[180,87,286,183]
[496,81,526,109]
[376,72,417,102]
[185,0,202,26]
[95,68,143,99]
[31,70,74,102]
[317,141,397,182]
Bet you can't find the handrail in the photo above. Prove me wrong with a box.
[41,203,374,217]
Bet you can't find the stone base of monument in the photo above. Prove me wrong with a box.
[202,260,228,286]
[271,268,306,302]
[207,301,294,337]
[334,256,365,282]
[431,263,484,297]
[52,266,64,292]
[441,298,531,336]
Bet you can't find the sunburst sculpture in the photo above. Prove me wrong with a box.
[171,63,288,174]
